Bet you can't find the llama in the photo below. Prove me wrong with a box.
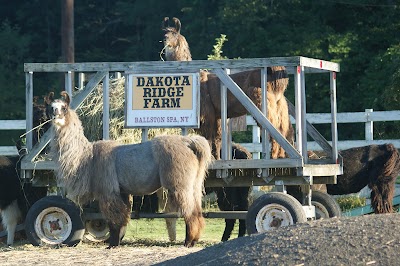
[288,144,400,214]
[161,17,291,242]
[161,17,291,160]
[46,91,212,248]
[327,144,400,214]
[0,100,49,246]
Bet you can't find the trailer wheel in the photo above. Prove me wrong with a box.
[246,192,307,234]
[312,191,342,219]
[83,219,126,243]
[25,196,85,246]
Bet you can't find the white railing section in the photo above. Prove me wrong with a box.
[242,109,400,157]
[2,109,400,156]
[0,120,26,155]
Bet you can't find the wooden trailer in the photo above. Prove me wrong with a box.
[19,56,342,246]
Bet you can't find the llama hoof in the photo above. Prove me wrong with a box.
[106,245,119,249]
[184,240,196,248]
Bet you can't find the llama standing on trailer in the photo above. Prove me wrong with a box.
[162,18,293,241]
[0,100,49,246]
[47,91,212,248]
[162,17,292,160]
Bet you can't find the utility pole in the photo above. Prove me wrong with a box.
[61,0,74,94]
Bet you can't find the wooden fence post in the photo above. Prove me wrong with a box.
[365,109,373,141]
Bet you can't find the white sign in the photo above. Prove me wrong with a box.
[125,73,200,128]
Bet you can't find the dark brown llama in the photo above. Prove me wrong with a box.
[162,17,291,160]
[328,144,400,214]
[0,98,49,246]
[288,144,400,214]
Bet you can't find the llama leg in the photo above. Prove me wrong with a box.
[370,181,395,214]
[221,219,235,241]
[192,210,205,244]
[99,194,131,248]
[164,192,178,242]
[184,214,204,247]
[1,200,22,246]
[107,223,122,248]
[238,219,246,237]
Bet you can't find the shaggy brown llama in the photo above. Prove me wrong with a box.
[162,17,291,160]
[46,91,212,248]
[328,144,400,214]
[288,144,400,214]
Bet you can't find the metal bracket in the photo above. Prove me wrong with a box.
[275,180,286,193]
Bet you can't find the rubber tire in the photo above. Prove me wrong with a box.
[312,190,342,218]
[25,196,85,246]
[83,219,127,243]
[246,192,307,234]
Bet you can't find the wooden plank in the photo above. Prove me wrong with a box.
[302,164,342,176]
[209,158,303,169]
[24,56,339,73]
[240,139,400,153]
[0,120,26,130]
[21,160,56,170]
[247,111,400,125]
[24,57,299,72]
[0,146,19,156]
[21,131,51,164]
[299,57,340,72]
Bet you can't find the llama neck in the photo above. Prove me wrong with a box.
[51,109,93,180]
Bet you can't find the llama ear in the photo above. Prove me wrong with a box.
[162,17,169,30]
[173,17,181,33]
[60,91,71,106]
[44,91,54,106]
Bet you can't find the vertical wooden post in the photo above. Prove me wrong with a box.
[103,72,110,140]
[330,72,338,162]
[78,72,85,89]
[365,109,373,141]
[261,67,270,160]
[25,71,34,181]
[294,66,307,162]
[65,71,73,98]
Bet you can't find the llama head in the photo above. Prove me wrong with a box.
[162,17,181,48]
[45,91,71,128]
[161,17,191,61]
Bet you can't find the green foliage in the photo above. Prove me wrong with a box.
[336,196,366,212]
[207,34,228,60]
[0,21,30,119]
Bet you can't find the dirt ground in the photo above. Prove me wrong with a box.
[1,213,400,266]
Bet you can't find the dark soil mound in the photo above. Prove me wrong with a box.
[158,213,400,266]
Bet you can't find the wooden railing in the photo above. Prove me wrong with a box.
[242,108,400,157]
[0,120,25,155]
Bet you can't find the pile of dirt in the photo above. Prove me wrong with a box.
[1,214,399,265]
[158,213,400,265]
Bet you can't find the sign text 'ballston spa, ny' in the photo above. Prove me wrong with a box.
[125,73,200,128]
